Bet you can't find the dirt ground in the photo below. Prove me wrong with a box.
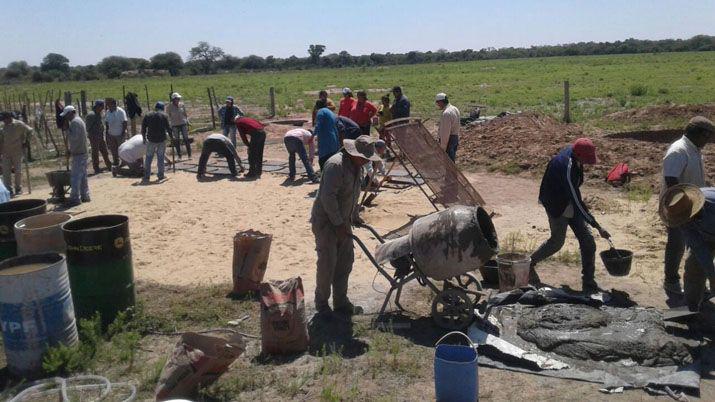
[5,116,715,400]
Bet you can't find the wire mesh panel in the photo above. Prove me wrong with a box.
[385,118,485,207]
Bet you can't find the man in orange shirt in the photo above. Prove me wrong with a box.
[349,90,378,135]
[338,88,356,118]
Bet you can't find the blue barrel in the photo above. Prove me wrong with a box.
[0,253,79,378]
[434,331,479,402]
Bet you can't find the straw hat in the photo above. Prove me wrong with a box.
[343,135,381,162]
[659,184,705,228]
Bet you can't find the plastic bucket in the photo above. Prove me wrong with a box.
[0,253,79,378]
[0,199,47,261]
[478,259,499,286]
[497,253,531,292]
[14,212,73,256]
[600,249,633,276]
[62,215,135,328]
[434,331,478,402]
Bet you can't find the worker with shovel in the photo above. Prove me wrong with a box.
[0,112,33,196]
[660,185,715,311]
[529,138,611,293]
[311,135,381,317]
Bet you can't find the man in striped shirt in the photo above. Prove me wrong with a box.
[530,138,611,293]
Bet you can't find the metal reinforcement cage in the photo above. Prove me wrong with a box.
[384,118,485,208]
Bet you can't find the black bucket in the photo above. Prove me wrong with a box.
[600,249,633,276]
[0,199,47,260]
[478,259,500,285]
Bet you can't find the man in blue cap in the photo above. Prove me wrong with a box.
[84,100,112,174]
[141,101,173,183]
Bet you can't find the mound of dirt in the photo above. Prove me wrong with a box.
[604,103,715,124]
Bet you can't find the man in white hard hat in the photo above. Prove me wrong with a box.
[435,93,461,162]
[60,105,90,206]
[660,185,715,311]
[166,92,191,158]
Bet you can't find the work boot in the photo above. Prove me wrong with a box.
[81,195,91,203]
[582,279,601,294]
[315,304,333,320]
[14,187,21,195]
[663,281,684,295]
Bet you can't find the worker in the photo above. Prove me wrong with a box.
[660,185,715,311]
[218,96,244,147]
[313,103,340,169]
[390,86,410,119]
[311,135,381,316]
[312,90,336,126]
[235,116,266,179]
[166,92,191,159]
[435,93,461,162]
[284,128,318,183]
[0,111,33,195]
[661,116,714,296]
[338,88,356,118]
[529,138,611,293]
[349,90,378,135]
[60,106,90,206]
[377,95,393,147]
[104,97,128,166]
[114,135,146,177]
[85,100,112,174]
[141,102,174,184]
[336,116,362,142]
[196,133,244,179]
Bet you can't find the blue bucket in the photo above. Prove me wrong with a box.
[434,331,478,402]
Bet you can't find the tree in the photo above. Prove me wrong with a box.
[97,56,135,78]
[188,41,225,74]
[150,52,184,76]
[5,61,30,79]
[242,55,266,70]
[40,53,70,73]
[308,44,326,65]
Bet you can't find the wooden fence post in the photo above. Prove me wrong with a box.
[144,84,150,110]
[269,87,276,117]
[563,80,571,123]
[64,91,72,107]
[80,90,87,117]
[207,87,216,129]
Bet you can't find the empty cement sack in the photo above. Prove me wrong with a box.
[260,277,309,354]
[232,230,273,295]
[155,332,246,401]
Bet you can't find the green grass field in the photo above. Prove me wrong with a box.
[4,51,715,129]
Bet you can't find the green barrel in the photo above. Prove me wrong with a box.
[0,199,47,261]
[61,215,135,327]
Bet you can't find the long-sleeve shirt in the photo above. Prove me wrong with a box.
[1,119,33,156]
[166,102,189,127]
[437,104,460,150]
[206,133,241,162]
[284,128,316,163]
[681,187,715,278]
[335,116,362,141]
[67,116,88,155]
[312,98,336,125]
[538,146,597,226]
[218,105,244,128]
[141,111,173,143]
[311,151,362,227]
[84,111,104,138]
[391,95,410,119]
[314,108,339,158]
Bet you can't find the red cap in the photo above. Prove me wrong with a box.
[572,138,597,164]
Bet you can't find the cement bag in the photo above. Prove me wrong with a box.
[155,332,245,401]
[232,230,272,295]
[260,277,309,354]
[375,206,499,281]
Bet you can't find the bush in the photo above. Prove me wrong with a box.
[629,84,648,96]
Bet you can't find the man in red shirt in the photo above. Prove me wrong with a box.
[338,88,356,118]
[235,116,266,178]
[349,90,378,135]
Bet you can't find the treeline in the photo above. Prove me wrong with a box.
[3,35,714,83]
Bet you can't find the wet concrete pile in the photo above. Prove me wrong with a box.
[516,304,693,367]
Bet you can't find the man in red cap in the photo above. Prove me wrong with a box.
[529,138,611,293]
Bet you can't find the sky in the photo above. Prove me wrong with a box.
[3,0,714,66]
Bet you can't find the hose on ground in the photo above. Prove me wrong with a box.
[7,374,136,402]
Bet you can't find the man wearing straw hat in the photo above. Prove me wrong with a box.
[660,185,715,311]
[311,135,381,317]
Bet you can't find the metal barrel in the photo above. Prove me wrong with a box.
[14,212,73,256]
[0,199,47,261]
[0,253,79,378]
[61,215,135,328]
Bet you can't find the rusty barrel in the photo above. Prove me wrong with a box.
[0,253,78,378]
[0,199,47,261]
[62,215,135,327]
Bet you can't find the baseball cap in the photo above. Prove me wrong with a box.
[59,105,76,117]
[155,101,165,110]
[226,96,234,102]
[435,93,447,102]
[342,87,352,95]
[171,92,182,100]
[572,138,598,164]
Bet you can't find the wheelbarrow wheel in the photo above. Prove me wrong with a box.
[431,288,474,330]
